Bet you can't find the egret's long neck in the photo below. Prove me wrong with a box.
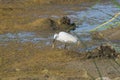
[54,34,58,39]
[52,34,58,48]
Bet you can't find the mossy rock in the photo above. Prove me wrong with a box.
[22,17,76,32]
[15,18,58,32]
[57,16,76,32]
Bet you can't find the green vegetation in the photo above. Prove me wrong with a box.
[111,0,120,8]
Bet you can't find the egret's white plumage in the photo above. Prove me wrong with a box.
[54,32,78,43]
[52,31,80,48]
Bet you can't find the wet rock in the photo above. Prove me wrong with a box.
[58,16,71,25]
[57,16,76,32]
[87,43,118,59]
[28,18,57,31]
[95,77,111,80]
[23,17,76,32]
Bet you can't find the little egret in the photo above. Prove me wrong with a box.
[52,31,80,48]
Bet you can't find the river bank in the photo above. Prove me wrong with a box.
[0,0,120,80]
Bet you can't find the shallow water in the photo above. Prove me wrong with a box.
[68,3,120,32]
[0,2,120,52]
[69,2,120,52]
[0,32,52,44]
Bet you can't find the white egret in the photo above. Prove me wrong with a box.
[52,31,80,48]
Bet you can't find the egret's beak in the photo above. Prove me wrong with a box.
[52,39,56,48]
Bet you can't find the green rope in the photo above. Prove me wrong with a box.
[90,12,120,32]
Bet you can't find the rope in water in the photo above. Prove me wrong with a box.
[89,12,120,52]
[90,12,120,32]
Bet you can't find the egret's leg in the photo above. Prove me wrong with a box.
[52,39,56,48]
[64,43,67,49]
[52,43,55,48]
